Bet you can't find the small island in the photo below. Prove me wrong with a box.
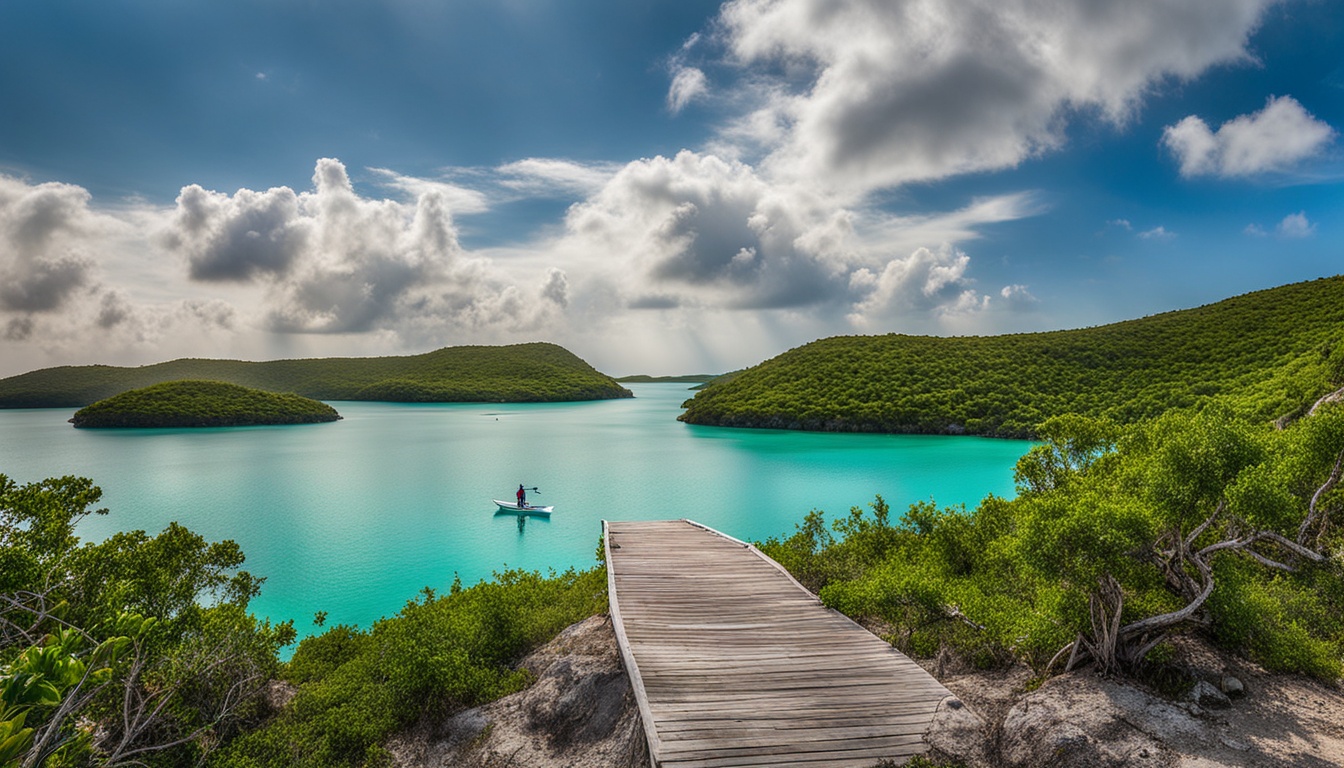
[69,380,342,428]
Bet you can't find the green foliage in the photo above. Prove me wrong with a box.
[0,473,293,766]
[70,380,341,429]
[0,343,632,409]
[214,568,608,768]
[764,404,1344,680]
[0,617,149,767]
[682,276,1344,437]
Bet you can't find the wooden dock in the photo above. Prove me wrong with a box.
[604,519,956,768]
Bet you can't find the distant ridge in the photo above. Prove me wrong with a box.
[679,276,1344,438]
[615,374,719,384]
[0,342,632,408]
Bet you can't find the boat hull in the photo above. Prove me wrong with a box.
[493,500,553,514]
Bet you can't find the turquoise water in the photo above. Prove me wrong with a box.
[0,383,1032,644]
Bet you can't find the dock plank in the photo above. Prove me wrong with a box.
[605,519,954,768]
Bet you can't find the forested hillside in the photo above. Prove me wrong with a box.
[0,343,632,408]
[70,381,341,428]
[681,276,1344,438]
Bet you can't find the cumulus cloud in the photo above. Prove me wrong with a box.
[551,149,1045,331]
[563,151,843,311]
[160,183,308,281]
[0,175,100,312]
[1277,211,1314,238]
[1163,96,1335,178]
[847,244,987,326]
[714,0,1277,196]
[1138,226,1176,241]
[157,158,566,336]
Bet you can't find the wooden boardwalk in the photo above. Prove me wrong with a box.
[604,519,956,768]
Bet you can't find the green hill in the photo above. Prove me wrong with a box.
[679,276,1344,438]
[70,380,342,428]
[0,342,633,408]
[615,374,720,383]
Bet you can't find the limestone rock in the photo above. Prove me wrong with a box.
[1188,680,1232,710]
[1219,676,1244,698]
[923,696,990,768]
[1000,675,1207,768]
[387,615,648,768]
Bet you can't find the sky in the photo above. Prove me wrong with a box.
[0,0,1341,378]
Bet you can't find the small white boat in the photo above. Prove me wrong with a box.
[493,499,553,514]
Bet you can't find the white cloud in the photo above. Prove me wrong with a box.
[668,66,709,114]
[1244,223,1268,236]
[999,284,1039,311]
[159,183,309,281]
[561,150,843,311]
[847,244,985,326]
[714,0,1277,197]
[0,175,106,313]
[1163,95,1335,178]
[495,158,622,198]
[1277,211,1314,238]
[1138,226,1176,241]
[156,158,563,336]
[368,168,490,214]
[543,150,1043,338]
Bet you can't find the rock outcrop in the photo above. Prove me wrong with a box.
[388,615,647,768]
[388,614,1344,768]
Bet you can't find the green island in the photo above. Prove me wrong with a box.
[4,277,1344,766]
[0,342,632,409]
[614,374,719,384]
[69,380,342,429]
[680,276,1344,437]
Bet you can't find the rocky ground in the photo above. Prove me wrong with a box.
[387,615,648,768]
[388,615,1344,767]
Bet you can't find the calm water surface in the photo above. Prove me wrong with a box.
[0,383,1032,644]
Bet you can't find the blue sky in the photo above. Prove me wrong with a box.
[0,0,1340,377]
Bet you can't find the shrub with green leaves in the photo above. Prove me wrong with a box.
[0,473,294,766]
[762,401,1344,680]
[213,568,608,768]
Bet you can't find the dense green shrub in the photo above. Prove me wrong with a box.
[762,401,1344,680]
[0,474,294,766]
[213,568,608,768]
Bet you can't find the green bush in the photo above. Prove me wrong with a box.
[761,403,1344,681]
[213,568,608,768]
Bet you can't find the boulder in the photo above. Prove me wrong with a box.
[1188,680,1232,710]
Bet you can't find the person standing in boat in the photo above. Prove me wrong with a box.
[516,484,527,509]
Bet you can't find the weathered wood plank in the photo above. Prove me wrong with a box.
[606,519,955,767]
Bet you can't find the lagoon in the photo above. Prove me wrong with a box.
[0,383,1033,643]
